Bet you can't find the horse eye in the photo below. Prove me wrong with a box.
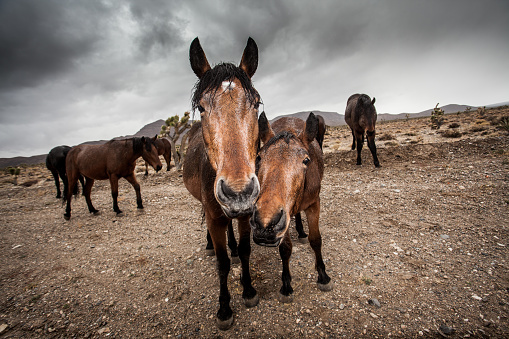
[303,157,310,166]
[254,102,260,109]
[197,105,205,113]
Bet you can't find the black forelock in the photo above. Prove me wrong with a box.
[263,131,297,150]
[191,62,260,112]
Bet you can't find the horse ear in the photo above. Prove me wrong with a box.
[258,112,274,144]
[239,37,258,78]
[372,97,376,105]
[141,136,146,143]
[304,112,319,143]
[190,37,211,78]
[153,135,157,142]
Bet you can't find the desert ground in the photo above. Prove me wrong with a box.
[1,107,508,338]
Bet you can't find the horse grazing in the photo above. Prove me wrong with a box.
[345,93,380,167]
[251,112,333,303]
[183,37,261,330]
[46,145,84,198]
[145,137,171,175]
[64,136,162,220]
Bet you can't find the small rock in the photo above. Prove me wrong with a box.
[370,312,378,319]
[0,324,8,334]
[471,294,482,301]
[440,234,450,240]
[339,303,345,310]
[353,189,360,194]
[393,189,401,193]
[439,324,455,335]
[97,327,110,334]
[368,298,381,308]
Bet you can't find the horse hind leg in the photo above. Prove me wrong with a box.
[50,169,61,198]
[84,178,99,215]
[295,213,308,243]
[350,129,356,150]
[305,203,333,291]
[366,130,380,167]
[227,220,240,264]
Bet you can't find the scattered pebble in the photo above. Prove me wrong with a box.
[368,298,381,308]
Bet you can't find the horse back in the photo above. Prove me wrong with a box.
[69,144,110,180]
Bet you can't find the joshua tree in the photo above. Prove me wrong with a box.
[160,112,191,170]
[430,103,444,130]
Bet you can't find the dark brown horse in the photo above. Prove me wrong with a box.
[46,145,84,198]
[145,137,171,175]
[64,136,162,220]
[252,112,332,303]
[183,37,261,330]
[345,93,380,167]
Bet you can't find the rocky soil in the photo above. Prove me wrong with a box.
[1,108,508,338]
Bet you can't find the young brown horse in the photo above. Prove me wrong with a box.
[46,145,84,198]
[345,93,380,167]
[64,136,162,220]
[294,112,326,242]
[251,112,333,303]
[183,37,261,330]
[145,137,171,175]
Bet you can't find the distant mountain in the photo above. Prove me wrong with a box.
[2,102,503,168]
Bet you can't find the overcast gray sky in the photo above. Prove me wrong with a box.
[1,0,508,158]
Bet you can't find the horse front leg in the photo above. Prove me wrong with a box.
[237,216,258,307]
[278,230,294,303]
[109,175,122,214]
[207,214,234,330]
[305,200,333,291]
[355,132,364,165]
[125,173,143,209]
[64,171,78,220]
[84,178,99,215]
[367,130,380,167]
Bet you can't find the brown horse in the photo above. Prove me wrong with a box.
[183,37,261,330]
[294,112,326,241]
[145,137,171,175]
[345,93,380,167]
[64,136,162,220]
[252,112,333,303]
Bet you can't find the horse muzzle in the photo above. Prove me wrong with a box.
[250,208,287,247]
[215,175,259,219]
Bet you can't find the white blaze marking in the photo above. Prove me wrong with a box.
[222,81,235,91]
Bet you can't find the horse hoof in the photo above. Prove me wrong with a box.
[244,294,259,308]
[116,212,124,217]
[231,255,240,264]
[64,214,70,221]
[205,248,215,256]
[298,236,308,244]
[318,281,334,292]
[216,315,234,331]
[277,292,294,303]
[93,211,101,216]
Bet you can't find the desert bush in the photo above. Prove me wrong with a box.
[384,141,399,147]
[499,117,509,132]
[378,133,395,141]
[448,122,460,129]
[404,132,417,136]
[470,126,487,133]
[441,130,462,138]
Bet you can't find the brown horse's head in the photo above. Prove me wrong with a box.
[190,37,261,218]
[250,113,319,246]
[138,135,162,172]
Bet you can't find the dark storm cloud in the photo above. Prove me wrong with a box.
[0,0,112,90]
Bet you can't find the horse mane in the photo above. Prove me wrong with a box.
[357,94,372,107]
[191,62,260,112]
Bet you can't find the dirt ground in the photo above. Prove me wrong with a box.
[1,108,508,338]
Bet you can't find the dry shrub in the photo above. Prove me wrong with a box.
[384,141,399,147]
[448,122,460,129]
[441,129,462,138]
[378,133,395,141]
[470,126,487,133]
